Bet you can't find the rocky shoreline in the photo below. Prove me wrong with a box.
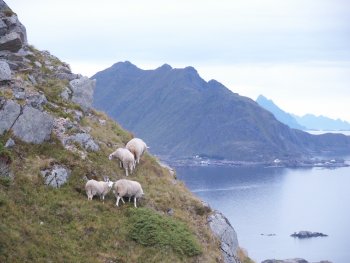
[160,155,349,169]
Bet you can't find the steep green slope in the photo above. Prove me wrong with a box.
[0,73,222,262]
[0,116,220,262]
[0,2,242,262]
[92,62,350,162]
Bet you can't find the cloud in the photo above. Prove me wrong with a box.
[7,0,350,121]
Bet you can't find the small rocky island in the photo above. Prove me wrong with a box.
[262,259,332,263]
[291,231,328,238]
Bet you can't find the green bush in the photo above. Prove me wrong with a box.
[127,208,202,257]
[0,142,11,159]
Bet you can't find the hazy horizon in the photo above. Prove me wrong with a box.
[7,0,350,121]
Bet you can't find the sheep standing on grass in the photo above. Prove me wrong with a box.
[109,148,135,176]
[85,179,113,201]
[113,179,144,208]
[126,138,149,166]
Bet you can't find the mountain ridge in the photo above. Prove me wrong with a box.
[256,94,350,131]
[256,95,305,130]
[92,61,350,163]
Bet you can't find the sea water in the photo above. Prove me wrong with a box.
[176,164,350,263]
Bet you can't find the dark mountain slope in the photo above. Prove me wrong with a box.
[93,62,350,162]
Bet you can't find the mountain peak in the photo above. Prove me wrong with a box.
[112,61,138,70]
[184,66,197,74]
[156,63,172,71]
[257,95,271,103]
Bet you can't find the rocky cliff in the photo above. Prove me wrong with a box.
[0,1,245,262]
[92,62,350,163]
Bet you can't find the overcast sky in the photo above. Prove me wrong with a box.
[7,0,350,122]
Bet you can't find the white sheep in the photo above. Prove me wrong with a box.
[85,179,113,201]
[113,179,144,208]
[126,138,149,166]
[109,148,135,176]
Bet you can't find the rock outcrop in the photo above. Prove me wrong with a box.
[208,211,240,263]
[0,1,99,152]
[262,259,332,263]
[0,0,27,52]
[290,231,328,238]
[12,106,53,143]
[0,99,21,134]
[40,165,71,188]
[0,60,11,81]
[69,77,96,111]
[66,132,99,152]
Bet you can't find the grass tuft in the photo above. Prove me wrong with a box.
[127,207,202,257]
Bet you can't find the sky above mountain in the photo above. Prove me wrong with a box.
[8,0,350,121]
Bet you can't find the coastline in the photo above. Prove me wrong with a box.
[158,156,349,169]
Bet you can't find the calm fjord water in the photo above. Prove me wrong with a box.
[176,165,350,263]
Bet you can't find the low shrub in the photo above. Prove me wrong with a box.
[127,207,202,257]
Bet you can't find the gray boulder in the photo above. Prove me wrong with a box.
[60,86,72,101]
[4,137,15,148]
[66,132,99,151]
[0,19,6,35]
[0,2,27,52]
[0,31,23,52]
[12,106,53,143]
[0,60,11,81]
[0,99,21,135]
[13,89,26,100]
[41,165,71,188]
[56,72,79,81]
[26,93,47,110]
[208,211,240,263]
[69,77,96,110]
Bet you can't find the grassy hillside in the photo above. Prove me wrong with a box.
[0,47,229,262]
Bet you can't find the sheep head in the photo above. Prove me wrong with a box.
[108,152,115,160]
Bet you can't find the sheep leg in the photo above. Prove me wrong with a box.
[119,161,122,168]
[134,197,137,208]
[129,163,134,175]
[125,167,129,177]
[116,196,126,206]
[87,191,92,200]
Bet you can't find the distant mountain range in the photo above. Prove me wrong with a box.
[92,62,350,162]
[256,95,350,131]
[256,95,305,130]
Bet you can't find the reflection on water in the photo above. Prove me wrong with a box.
[176,165,350,263]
